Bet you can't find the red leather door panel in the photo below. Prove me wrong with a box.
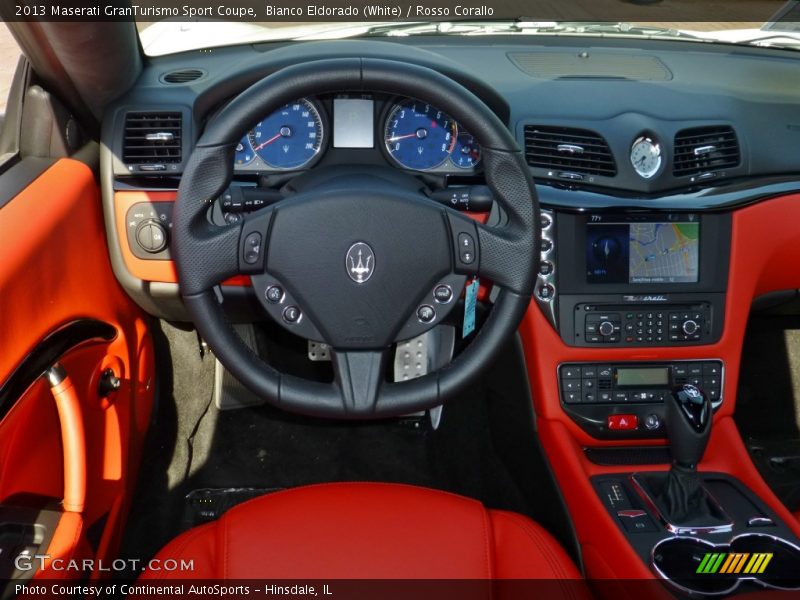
[0,159,155,578]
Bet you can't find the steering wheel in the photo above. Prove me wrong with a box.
[173,58,539,419]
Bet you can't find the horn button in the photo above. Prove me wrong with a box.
[250,190,464,349]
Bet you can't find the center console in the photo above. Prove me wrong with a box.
[591,385,800,596]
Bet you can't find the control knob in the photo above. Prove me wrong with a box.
[135,219,168,253]
[682,319,699,336]
[599,321,615,336]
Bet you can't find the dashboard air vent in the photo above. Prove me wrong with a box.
[161,69,205,84]
[123,112,182,166]
[524,125,617,177]
[673,126,739,177]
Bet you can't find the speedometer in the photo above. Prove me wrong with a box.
[384,100,456,171]
[248,98,324,170]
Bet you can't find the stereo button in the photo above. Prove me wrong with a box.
[599,321,615,336]
[682,320,700,335]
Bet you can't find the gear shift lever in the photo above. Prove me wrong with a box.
[653,384,717,524]
[665,384,712,468]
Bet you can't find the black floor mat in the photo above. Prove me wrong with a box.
[736,315,800,513]
[183,487,283,528]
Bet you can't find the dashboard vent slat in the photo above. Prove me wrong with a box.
[123,112,182,165]
[524,125,617,177]
[672,126,740,177]
[161,69,205,84]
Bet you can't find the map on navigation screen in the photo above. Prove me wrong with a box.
[629,222,699,283]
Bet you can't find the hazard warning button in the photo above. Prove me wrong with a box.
[607,414,639,431]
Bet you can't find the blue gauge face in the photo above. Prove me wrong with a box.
[234,135,255,165]
[248,98,324,170]
[384,100,456,170]
[451,130,481,169]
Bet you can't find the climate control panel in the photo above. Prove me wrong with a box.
[559,360,723,439]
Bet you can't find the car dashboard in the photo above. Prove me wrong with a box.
[96,31,800,586]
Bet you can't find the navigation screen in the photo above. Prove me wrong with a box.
[587,216,700,284]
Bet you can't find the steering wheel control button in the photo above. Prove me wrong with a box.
[433,285,453,304]
[417,305,436,324]
[540,214,552,230]
[265,285,284,304]
[457,233,476,264]
[539,261,554,276]
[282,305,301,324]
[243,232,262,265]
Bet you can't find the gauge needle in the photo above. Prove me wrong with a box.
[253,133,282,151]
[386,133,419,142]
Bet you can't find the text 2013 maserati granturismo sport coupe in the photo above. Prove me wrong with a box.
[1,3,800,598]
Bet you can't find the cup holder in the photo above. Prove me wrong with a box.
[652,534,800,596]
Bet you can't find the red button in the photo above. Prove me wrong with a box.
[607,414,638,430]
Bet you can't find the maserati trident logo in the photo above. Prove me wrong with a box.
[346,242,375,284]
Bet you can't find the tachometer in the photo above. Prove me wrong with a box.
[450,130,481,169]
[234,135,255,165]
[384,100,456,171]
[248,98,324,170]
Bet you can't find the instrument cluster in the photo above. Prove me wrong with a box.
[232,95,481,175]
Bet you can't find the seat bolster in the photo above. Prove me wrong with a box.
[489,510,582,579]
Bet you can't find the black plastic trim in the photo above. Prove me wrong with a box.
[0,319,117,422]
[538,175,800,212]
[585,446,672,466]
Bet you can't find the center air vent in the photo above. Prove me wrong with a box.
[161,69,205,84]
[123,112,182,167]
[673,126,739,177]
[524,125,617,177]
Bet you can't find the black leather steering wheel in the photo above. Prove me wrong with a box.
[173,58,539,419]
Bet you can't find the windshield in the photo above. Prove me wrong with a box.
[136,1,800,56]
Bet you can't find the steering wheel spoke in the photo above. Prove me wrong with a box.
[473,221,527,291]
[331,348,390,416]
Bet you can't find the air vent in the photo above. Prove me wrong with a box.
[524,125,617,177]
[673,126,739,177]
[123,112,182,166]
[161,69,205,84]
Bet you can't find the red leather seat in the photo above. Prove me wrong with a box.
[141,482,583,581]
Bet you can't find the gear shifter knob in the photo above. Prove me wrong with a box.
[665,384,712,469]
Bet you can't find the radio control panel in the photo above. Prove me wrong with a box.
[575,302,714,346]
